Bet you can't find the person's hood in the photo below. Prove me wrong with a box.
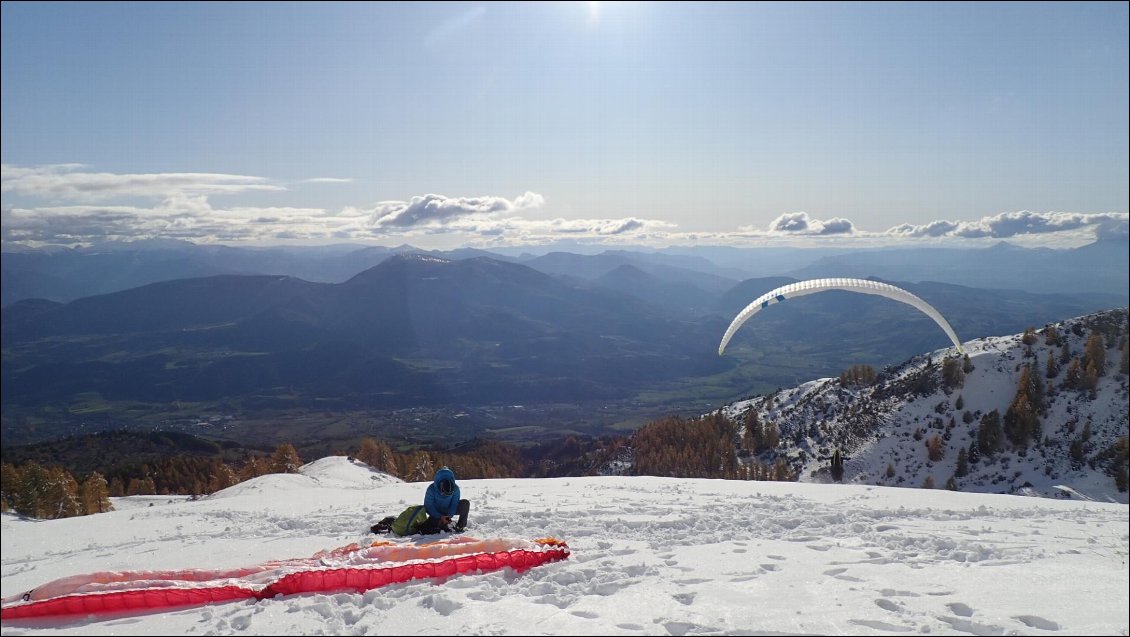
[433,467,455,487]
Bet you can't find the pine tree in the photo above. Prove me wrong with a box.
[1083,360,1100,393]
[406,451,434,482]
[44,466,81,519]
[742,410,761,453]
[955,447,969,477]
[1044,325,1059,346]
[1083,331,1107,377]
[208,463,239,493]
[763,421,780,451]
[1121,338,1129,375]
[922,475,935,489]
[977,410,1003,457]
[127,477,156,496]
[1024,364,1046,412]
[357,438,399,475]
[1069,437,1086,468]
[1004,392,1037,447]
[967,439,980,465]
[885,463,896,479]
[830,449,844,482]
[942,357,964,391]
[79,472,112,515]
[962,354,974,374]
[928,435,944,462]
[955,395,964,410]
[772,457,791,481]
[1046,351,1059,379]
[944,475,958,491]
[14,462,50,518]
[1064,357,1083,390]
[0,463,19,513]
[239,456,268,481]
[269,444,303,474]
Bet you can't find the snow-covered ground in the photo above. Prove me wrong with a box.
[2,456,1127,636]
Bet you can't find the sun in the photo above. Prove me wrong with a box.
[588,1,601,22]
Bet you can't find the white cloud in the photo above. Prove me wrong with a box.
[303,177,353,184]
[886,211,1129,239]
[1,164,283,200]
[400,214,675,244]
[886,220,960,237]
[0,199,344,245]
[1096,218,1129,241]
[368,192,546,228]
[756,211,856,235]
[817,217,855,235]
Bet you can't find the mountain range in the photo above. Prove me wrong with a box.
[2,249,1126,447]
[3,238,1126,306]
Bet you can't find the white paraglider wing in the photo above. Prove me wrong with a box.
[718,278,963,355]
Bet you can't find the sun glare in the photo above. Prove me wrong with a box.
[588,1,601,22]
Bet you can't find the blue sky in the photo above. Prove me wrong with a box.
[2,2,1127,248]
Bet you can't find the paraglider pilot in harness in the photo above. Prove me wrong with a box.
[370,466,470,535]
[419,466,469,534]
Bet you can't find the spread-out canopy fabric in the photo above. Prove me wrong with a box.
[718,278,964,355]
[0,536,569,620]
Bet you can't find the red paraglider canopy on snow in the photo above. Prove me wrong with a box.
[1,536,570,620]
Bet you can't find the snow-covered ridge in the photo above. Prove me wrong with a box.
[722,309,1129,503]
[207,457,403,500]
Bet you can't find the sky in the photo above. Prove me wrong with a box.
[1,2,1128,249]
[1,457,1127,635]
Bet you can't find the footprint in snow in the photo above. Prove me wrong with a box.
[947,602,974,617]
[875,598,900,613]
[849,619,914,632]
[1014,615,1061,631]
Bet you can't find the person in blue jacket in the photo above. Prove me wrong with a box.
[419,466,470,534]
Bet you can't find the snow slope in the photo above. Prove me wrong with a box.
[2,456,1127,635]
[722,309,1129,502]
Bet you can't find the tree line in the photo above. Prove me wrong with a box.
[631,411,794,481]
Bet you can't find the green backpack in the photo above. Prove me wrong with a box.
[390,505,429,537]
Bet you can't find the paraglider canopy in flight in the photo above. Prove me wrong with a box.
[717,278,964,355]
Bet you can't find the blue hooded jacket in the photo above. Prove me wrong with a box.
[424,467,460,518]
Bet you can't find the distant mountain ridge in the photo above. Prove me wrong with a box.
[2,253,1125,447]
[1,254,716,418]
[788,237,1129,298]
[5,239,1126,307]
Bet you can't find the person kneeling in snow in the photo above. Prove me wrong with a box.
[370,466,470,535]
[419,466,469,534]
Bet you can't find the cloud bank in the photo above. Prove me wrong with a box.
[762,212,855,235]
[885,210,1129,239]
[2,164,282,200]
[368,192,546,228]
[2,164,1124,248]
